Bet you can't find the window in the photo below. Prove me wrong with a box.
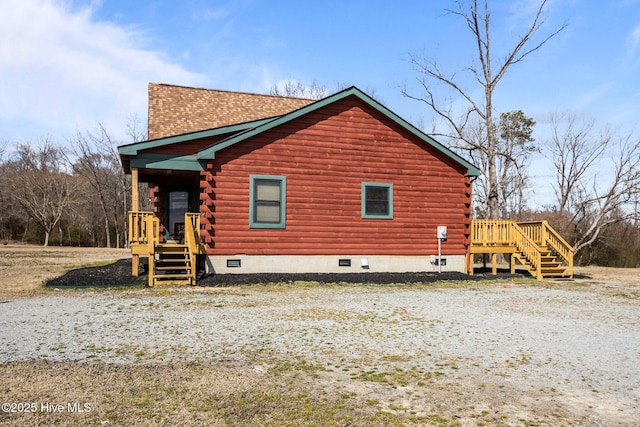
[250,175,286,228]
[362,182,393,219]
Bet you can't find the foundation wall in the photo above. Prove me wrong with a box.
[206,254,466,275]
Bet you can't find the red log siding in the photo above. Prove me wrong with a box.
[203,96,472,256]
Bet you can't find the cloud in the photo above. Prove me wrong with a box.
[0,0,205,143]
[630,24,640,52]
[197,7,232,21]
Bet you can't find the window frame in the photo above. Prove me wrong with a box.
[361,182,394,219]
[249,175,287,229]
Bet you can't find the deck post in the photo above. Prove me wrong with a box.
[130,169,140,276]
[131,168,140,212]
[491,253,497,275]
[132,255,139,277]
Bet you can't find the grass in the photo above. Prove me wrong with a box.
[0,360,415,427]
[0,244,130,299]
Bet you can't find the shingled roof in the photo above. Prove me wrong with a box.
[148,83,314,140]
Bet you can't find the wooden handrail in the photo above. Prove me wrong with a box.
[128,211,155,245]
[146,215,160,287]
[472,219,542,279]
[471,219,574,279]
[128,211,202,286]
[517,220,574,276]
[184,213,200,253]
[541,221,573,277]
[184,213,201,283]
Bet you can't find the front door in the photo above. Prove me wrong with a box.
[167,190,190,242]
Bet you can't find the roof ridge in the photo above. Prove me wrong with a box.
[148,82,315,102]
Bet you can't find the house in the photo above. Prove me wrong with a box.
[119,83,572,285]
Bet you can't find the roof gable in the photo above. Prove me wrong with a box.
[148,83,314,139]
[120,85,480,177]
[197,86,481,176]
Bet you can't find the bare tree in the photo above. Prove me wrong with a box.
[0,142,10,242]
[69,129,116,248]
[8,141,79,246]
[549,113,606,214]
[123,115,149,245]
[269,79,328,99]
[402,0,566,218]
[548,113,640,253]
[69,122,138,248]
[269,80,381,103]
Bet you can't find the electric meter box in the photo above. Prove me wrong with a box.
[437,226,447,240]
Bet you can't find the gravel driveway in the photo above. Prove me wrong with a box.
[1,284,639,425]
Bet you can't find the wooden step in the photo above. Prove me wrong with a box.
[152,271,193,286]
[154,273,189,279]
[156,261,190,266]
[156,266,190,272]
[148,241,200,286]
[541,260,562,268]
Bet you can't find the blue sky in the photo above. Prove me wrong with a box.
[2,0,640,206]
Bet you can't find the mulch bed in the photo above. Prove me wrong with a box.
[46,259,147,288]
[45,258,525,288]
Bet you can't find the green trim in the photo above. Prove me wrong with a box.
[129,153,204,171]
[118,117,275,156]
[196,86,481,177]
[361,182,394,219]
[249,175,287,229]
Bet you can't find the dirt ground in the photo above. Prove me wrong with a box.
[1,245,639,426]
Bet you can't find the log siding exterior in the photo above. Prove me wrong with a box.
[120,86,480,274]
[202,97,473,257]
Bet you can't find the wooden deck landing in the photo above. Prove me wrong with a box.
[470,220,573,280]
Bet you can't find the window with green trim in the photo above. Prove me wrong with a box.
[362,182,393,219]
[250,175,286,228]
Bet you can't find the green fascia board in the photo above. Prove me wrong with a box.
[196,86,481,177]
[130,153,204,171]
[117,117,275,156]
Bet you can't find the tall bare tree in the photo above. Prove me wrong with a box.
[0,142,9,242]
[548,113,606,214]
[8,141,79,246]
[69,131,116,248]
[402,0,566,218]
[69,121,139,248]
[548,113,640,253]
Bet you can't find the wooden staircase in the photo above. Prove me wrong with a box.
[470,220,574,280]
[152,244,195,285]
[128,211,205,286]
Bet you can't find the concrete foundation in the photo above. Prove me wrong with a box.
[206,254,466,274]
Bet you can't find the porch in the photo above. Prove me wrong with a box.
[129,211,206,286]
[469,219,574,280]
